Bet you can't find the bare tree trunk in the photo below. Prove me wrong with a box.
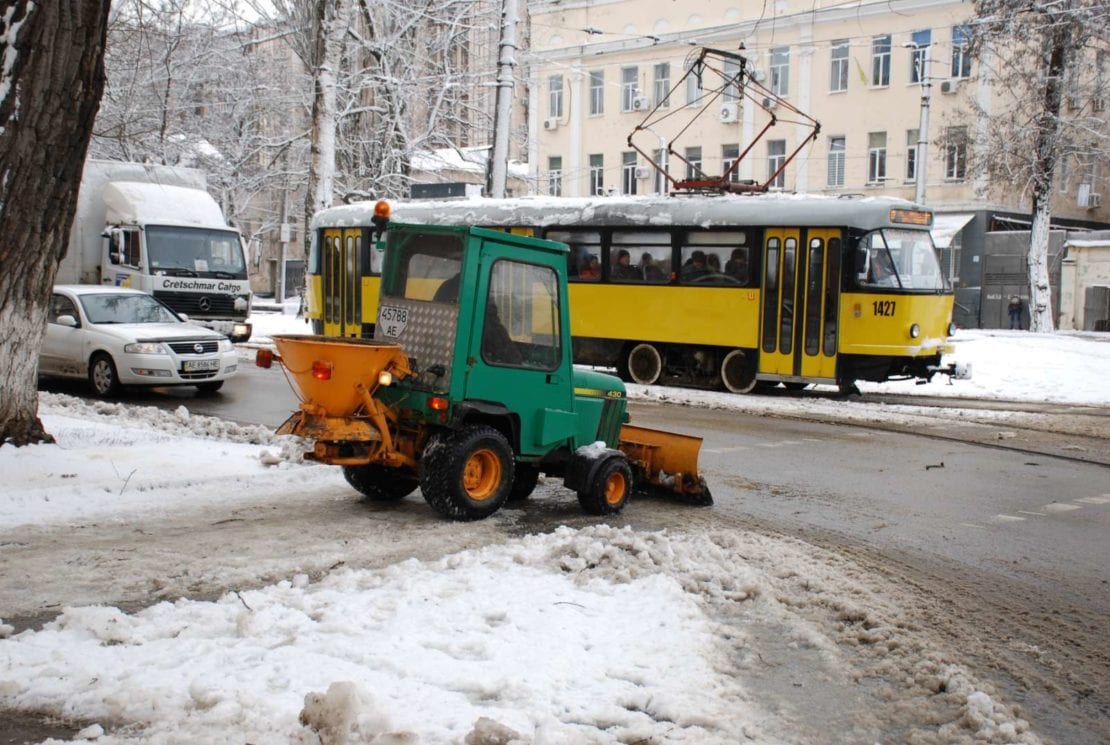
[303,0,350,263]
[0,1,110,446]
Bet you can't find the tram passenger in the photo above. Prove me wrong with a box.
[725,248,749,282]
[611,249,639,280]
[579,255,601,279]
[681,250,711,281]
[868,250,899,287]
[640,252,665,281]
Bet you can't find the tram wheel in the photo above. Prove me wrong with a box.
[720,349,757,394]
[626,343,663,386]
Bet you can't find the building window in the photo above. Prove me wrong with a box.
[830,39,849,92]
[770,47,790,96]
[685,146,703,180]
[621,66,638,112]
[653,149,667,194]
[910,29,931,83]
[868,132,888,183]
[724,59,742,101]
[827,136,845,186]
[548,74,563,118]
[945,126,968,180]
[768,140,786,189]
[547,156,562,196]
[685,60,703,105]
[951,26,971,79]
[653,62,671,108]
[589,153,605,195]
[871,34,891,86]
[906,129,919,181]
[622,151,638,195]
[589,70,604,115]
[722,143,741,183]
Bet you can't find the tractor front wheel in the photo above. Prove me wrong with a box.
[577,455,632,515]
[342,464,418,501]
[421,425,514,520]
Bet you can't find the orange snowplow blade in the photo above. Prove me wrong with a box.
[619,424,712,505]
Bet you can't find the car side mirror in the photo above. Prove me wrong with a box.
[56,314,78,328]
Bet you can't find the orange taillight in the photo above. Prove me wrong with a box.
[428,396,449,411]
[312,360,334,380]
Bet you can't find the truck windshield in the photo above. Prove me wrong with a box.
[857,229,947,291]
[385,231,464,303]
[146,226,247,279]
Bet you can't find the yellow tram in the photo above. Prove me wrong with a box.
[305,194,962,393]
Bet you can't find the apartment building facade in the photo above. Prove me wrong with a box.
[525,0,1108,326]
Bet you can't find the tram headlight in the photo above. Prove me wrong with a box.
[947,321,957,336]
[909,323,921,339]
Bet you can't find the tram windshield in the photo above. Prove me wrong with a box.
[857,229,946,291]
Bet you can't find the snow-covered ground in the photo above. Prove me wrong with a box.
[0,309,1104,744]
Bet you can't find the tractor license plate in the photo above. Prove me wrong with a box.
[378,305,409,338]
[183,359,220,372]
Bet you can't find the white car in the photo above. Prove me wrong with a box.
[39,285,239,397]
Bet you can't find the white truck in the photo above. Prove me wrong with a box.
[59,159,253,342]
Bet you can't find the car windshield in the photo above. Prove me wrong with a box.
[146,226,247,278]
[80,293,181,324]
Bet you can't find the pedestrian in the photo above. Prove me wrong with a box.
[1008,295,1023,330]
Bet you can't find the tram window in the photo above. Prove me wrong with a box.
[824,238,841,357]
[804,238,824,356]
[858,231,900,288]
[547,230,602,283]
[779,238,797,354]
[762,238,780,353]
[681,231,748,285]
[346,235,357,325]
[882,229,946,290]
[611,230,671,283]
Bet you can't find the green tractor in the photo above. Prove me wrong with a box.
[261,217,711,520]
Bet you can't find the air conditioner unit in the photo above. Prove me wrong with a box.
[940,79,958,94]
[632,95,651,111]
[1083,192,1102,209]
[719,102,740,123]
[760,96,778,110]
[634,166,651,179]
[543,117,559,131]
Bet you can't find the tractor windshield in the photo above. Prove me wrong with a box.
[384,231,464,303]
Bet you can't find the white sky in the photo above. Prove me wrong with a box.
[2,311,1101,743]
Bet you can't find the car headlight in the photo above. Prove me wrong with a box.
[218,338,234,352]
[909,323,921,339]
[947,321,957,336]
[124,342,169,354]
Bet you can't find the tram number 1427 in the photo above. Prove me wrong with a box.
[872,300,897,317]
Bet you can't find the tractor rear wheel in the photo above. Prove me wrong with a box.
[421,425,514,520]
[342,464,418,501]
[577,455,632,515]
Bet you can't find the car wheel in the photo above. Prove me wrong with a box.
[88,353,121,398]
[420,425,514,520]
[195,381,224,394]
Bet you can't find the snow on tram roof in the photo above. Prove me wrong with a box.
[312,193,928,232]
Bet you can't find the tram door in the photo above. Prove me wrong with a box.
[320,228,364,337]
[758,228,841,380]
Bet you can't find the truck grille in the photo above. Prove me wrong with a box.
[168,340,219,355]
[154,290,241,318]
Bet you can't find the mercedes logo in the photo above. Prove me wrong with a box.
[198,296,212,312]
[194,343,205,354]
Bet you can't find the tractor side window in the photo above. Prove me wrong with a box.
[386,232,464,302]
[482,259,561,370]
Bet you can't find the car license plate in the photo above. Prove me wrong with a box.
[378,305,409,338]
[183,359,220,372]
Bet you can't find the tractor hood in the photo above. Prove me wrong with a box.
[571,368,626,401]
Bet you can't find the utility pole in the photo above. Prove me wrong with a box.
[906,41,933,205]
[488,0,519,199]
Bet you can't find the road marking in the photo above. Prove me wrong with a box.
[1076,496,1110,505]
[704,445,750,454]
[1041,503,1082,513]
[960,522,984,528]
[991,514,1026,522]
[1017,510,1046,517]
